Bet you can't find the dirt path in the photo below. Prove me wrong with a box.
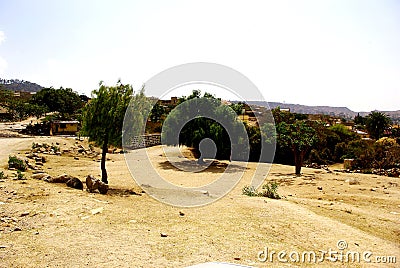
[0,138,399,267]
[0,138,34,163]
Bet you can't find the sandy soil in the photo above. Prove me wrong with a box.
[0,136,399,267]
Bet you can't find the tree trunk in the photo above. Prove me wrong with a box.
[294,149,304,176]
[101,134,109,184]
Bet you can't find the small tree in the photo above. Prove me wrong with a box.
[81,81,134,183]
[277,120,317,175]
[366,111,391,140]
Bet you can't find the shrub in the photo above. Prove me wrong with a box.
[259,181,281,199]
[242,182,281,199]
[16,170,25,180]
[0,171,5,179]
[242,185,258,197]
[51,143,60,152]
[8,155,27,171]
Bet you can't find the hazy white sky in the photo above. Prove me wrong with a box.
[0,0,399,111]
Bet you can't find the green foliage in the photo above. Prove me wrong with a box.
[31,87,84,118]
[259,181,281,199]
[242,181,281,199]
[229,102,244,115]
[8,155,27,171]
[354,113,366,125]
[0,171,5,179]
[81,81,150,183]
[162,90,245,160]
[242,185,258,196]
[149,102,166,123]
[51,143,60,152]
[16,170,25,180]
[276,120,318,174]
[366,111,391,140]
[81,81,135,147]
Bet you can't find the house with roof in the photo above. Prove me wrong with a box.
[50,120,80,135]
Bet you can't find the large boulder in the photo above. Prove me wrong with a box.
[66,177,84,190]
[86,175,108,194]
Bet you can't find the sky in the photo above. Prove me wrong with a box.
[0,0,399,112]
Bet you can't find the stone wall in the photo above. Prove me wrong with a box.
[128,134,161,150]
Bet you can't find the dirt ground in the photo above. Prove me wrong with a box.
[0,136,399,267]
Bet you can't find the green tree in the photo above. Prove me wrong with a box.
[31,87,84,118]
[162,90,246,161]
[149,102,166,123]
[277,120,317,175]
[81,81,136,183]
[366,111,391,140]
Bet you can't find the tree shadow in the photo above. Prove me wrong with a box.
[107,188,143,197]
[158,160,248,174]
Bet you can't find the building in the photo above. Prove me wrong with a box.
[50,120,79,135]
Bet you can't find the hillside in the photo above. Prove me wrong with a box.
[0,78,43,93]
[248,101,400,122]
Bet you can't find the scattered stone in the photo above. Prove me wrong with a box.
[317,187,323,191]
[86,175,109,194]
[13,227,22,231]
[81,216,90,220]
[91,207,104,215]
[370,188,378,192]
[74,157,79,160]
[179,211,185,217]
[160,232,168,237]
[46,174,75,183]
[31,173,52,181]
[233,257,241,261]
[20,212,29,217]
[346,178,360,185]
[0,245,7,249]
[66,177,84,190]
[129,219,137,223]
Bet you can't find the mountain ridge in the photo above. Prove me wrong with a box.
[0,78,44,93]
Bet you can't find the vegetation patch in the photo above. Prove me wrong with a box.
[8,155,27,171]
[242,181,281,199]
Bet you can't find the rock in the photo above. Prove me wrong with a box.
[31,173,52,181]
[91,207,104,215]
[74,157,79,160]
[371,188,378,191]
[13,227,22,231]
[346,178,360,185]
[160,232,168,237]
[47,174,75,183]
[66,177,84,190]
[179,211,185,217]
[86,175,109,194]
[317,187,323,191]
[20,212,29,217]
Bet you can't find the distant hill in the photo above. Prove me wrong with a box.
[248,101,357,118]
[247,101,400,123]
[0,78,43,93]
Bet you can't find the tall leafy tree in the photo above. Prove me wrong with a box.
[81,81,135,183]
[277,120,317,175]
[162,90,246,161]
[366,111,391,140]
[31,87,84,118]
